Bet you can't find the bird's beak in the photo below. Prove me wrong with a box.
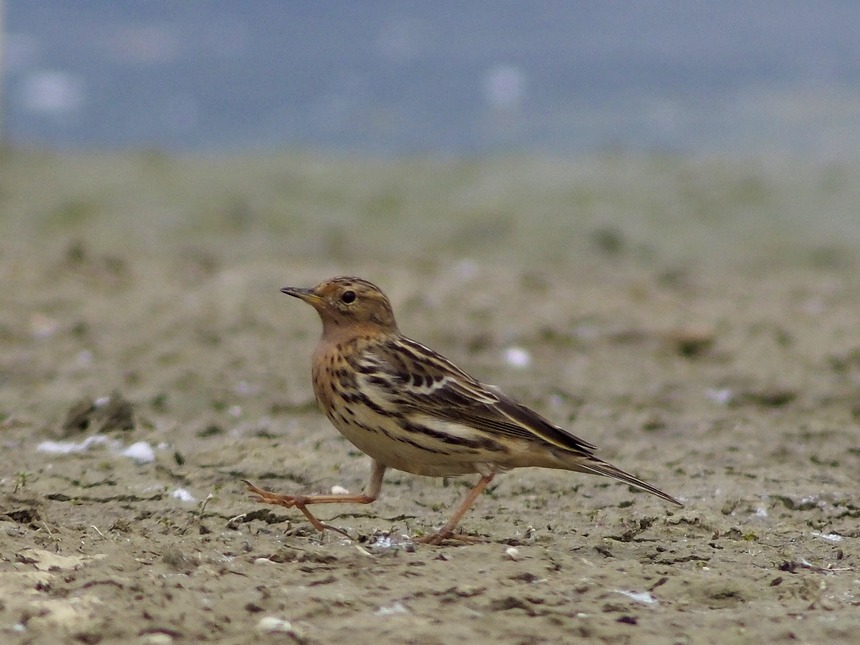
[280,286,322,305]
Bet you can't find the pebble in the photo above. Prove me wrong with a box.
[254,557,276,565]
[256,616,296,634]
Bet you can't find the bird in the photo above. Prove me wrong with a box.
[244,276,682,545]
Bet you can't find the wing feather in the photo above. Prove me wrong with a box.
[362,336,598,457]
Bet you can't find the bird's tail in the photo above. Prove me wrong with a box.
[578,458,683,506]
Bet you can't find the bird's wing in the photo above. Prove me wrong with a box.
[364,336,598,457]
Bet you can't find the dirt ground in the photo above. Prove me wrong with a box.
[1,150,858,643]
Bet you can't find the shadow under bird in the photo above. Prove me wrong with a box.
[244,276,682,544]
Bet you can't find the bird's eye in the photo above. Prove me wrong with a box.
[341,290,356,304]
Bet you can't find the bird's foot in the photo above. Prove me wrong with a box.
[242,479,355,541]
[242,479,306,508]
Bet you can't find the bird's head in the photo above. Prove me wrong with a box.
[281,276,398,336]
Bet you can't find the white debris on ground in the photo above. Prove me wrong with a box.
[170,488,196,503]
[615,590,658,604]
[256,617,298,634]
[502,346,532,368]
[504,546,522,561]
[37,436,158,465]
[36,435,112,454]
[811,531,843,542]
[375,601,409,616]
[121,441,155,464]
[704,388,734,405]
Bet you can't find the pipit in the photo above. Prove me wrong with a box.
[244,276,681,544]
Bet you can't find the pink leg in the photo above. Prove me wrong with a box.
[244,460,386,536]
[418,472,495,545]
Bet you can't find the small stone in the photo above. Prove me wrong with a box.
[505,546,521,561]
[256,616,296,634]
[254,557,276,565]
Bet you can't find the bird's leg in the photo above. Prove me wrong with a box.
[417,472,495,545]
[243,460,387,537]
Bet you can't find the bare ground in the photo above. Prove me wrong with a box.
[1,150,858,644]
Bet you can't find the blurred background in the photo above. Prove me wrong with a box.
[2,1,860,272]
[4,1,860,159]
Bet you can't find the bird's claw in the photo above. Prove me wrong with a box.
[242,479,302,508]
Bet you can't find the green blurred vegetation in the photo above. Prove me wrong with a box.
[0,147,857,272]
